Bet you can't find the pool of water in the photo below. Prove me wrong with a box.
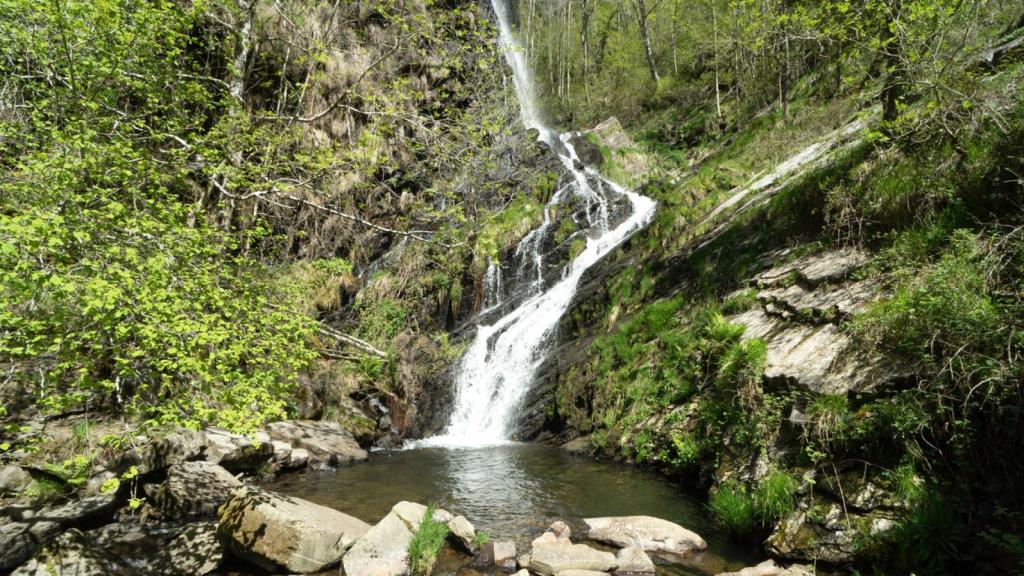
[265,443,762,575]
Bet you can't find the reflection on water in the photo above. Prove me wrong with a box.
[265,444,762,575]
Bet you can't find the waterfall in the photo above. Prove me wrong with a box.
[418,0,657,448]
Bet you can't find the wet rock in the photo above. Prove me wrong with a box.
[151,461,241,519]
[218,485,369,573]
[583,516,706,557]
[203,428,274,472]
[265,420,368,466]
[447,515,477,553]
[615,546,655,574]
[715,559,815,576]
[11,529,116,576]
[528,539,617,576]
[0,465,31,496]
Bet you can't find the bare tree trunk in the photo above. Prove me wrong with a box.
[632,0,660,83]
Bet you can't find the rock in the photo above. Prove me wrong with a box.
[218,485,369,573]
[11,529,117,576]
[161,521,223,576]
[447,515,477,553]
[615,546,655,574]
[0,522,36,571]
[343,510,414,576]
[37,493,119,527]
[514,569,530,576]
[549,520,572,542]
[728,308,892,395]
[583,516,706,558]
[203,427,274,472]
[532,531,560,547]
[271,441,310,470]
[392,500,453,529]
[115,429,205,475]
[561,437,592,455]
[766,501,899,565]
[493,540,517,571]
[528,539,617,576]
[558,570,610,576]
[0,465,31,496]
[265,420,368,466]
[83,471,117,497]
[715,560,816,576]
[151,461,241,519]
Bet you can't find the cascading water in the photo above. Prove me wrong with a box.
[419,0,657,448]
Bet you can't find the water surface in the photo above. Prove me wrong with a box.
[266,444,762,575]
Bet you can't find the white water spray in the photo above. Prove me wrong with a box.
[418,0,656,448]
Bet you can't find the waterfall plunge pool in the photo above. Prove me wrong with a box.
[265,443,763,575]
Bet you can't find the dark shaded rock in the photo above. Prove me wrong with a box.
[11,529,117,576]
[113,429,205,475]
[150,461,242,519]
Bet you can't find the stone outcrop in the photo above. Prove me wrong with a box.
[448,515,478,553]
[615,546,655,574]
[726,248,898,395]
[583,516,707,557]
[344,501,451,576]
[218,486,369,573]
[113,429,205,475]
[151,461,241,519]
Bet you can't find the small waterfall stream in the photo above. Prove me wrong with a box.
[419,0,656,448]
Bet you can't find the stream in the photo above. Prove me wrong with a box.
[267,444,761,575]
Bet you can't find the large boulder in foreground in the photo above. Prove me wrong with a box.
[265,420,368,466]
[584,516,706,557]
[343,501,451,576]
[528,539,617,576]
[218,486,369,573]
[151,461,241,519]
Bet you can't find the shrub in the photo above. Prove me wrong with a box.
[408,505,450,576]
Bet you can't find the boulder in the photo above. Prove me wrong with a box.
[549,520,572,542]
[583,516,706,557]
[343,509,414,576]
[447,515,477,553]
[615,546,655,574]
[115,429,205,475]
[558,571,610,576]
[160,521,224,576]
[0,465,31,496]
[271,441,309,471]
[203,428,274,472]
[766,501,898,565]
[83,471,117,497]
[11,529,117,576]
[265,420,368,466]
[528,540,617,576]
[474,540,517,572]
[151,461,241,519]
[218,486,369,573]
[0,522,37,571]
[392,500,453,529]
[715,560,815,576]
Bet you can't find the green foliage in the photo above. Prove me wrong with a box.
[753,471,798,526]
[408,505,450,576]
[474,530,491,546]
[710,481,757,536]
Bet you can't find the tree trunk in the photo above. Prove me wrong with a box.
[632,0,660,83]
[881,0,906,123]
